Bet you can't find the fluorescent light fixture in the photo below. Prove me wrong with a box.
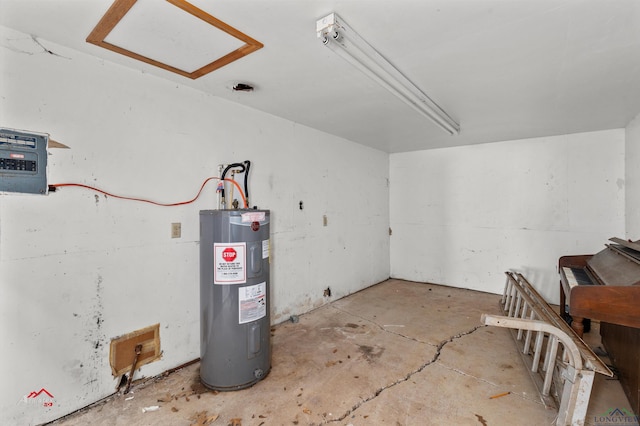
[316,13,460,135]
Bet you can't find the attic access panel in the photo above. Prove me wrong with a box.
[87,0,263,79]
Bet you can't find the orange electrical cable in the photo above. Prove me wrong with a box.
[51,177,248,208]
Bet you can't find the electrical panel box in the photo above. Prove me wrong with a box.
[0,128,48,195]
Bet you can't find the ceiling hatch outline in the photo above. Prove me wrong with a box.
[86,0,264,79]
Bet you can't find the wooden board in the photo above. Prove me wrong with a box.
[109,323,161,376]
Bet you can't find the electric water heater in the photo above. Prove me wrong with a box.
[199,209,270,390]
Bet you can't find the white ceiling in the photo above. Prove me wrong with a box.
[1,0,639,153]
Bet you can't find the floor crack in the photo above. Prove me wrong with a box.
[320,323,486,424]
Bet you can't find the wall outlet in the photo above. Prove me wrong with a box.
[171,222,181,238]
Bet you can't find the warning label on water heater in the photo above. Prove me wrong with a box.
[239,282,266,324]
[213,242,246,284]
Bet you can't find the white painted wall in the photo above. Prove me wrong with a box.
[0,26,390,425]
[389,130,626,304]
[626,113,640,238]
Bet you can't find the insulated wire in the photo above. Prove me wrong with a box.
[50,177,248,208]
[243,160,251,207]
[219,162,245,201]
[229,170,236,207]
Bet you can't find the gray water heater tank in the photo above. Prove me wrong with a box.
[199,209,271,390]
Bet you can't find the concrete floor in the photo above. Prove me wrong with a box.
[50,279,632,426]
